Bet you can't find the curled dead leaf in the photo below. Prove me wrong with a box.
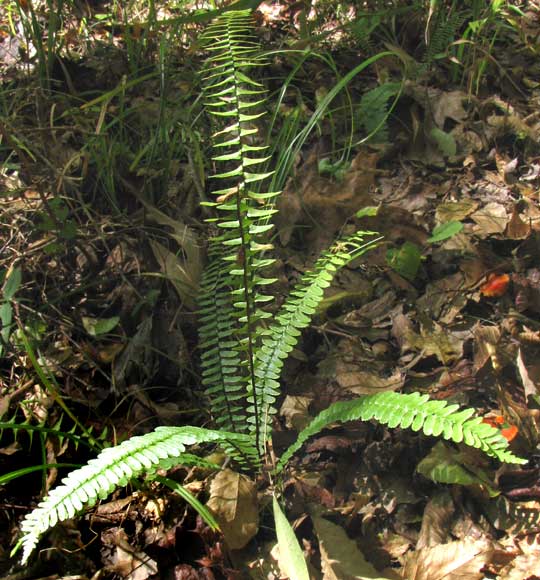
[206,469,258,550]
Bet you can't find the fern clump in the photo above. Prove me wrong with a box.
[15,8,525,567]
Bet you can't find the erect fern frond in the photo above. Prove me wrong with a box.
[17,426,254,564]
[251,231,381,452]
[200,10,280,453]
[424,9,468,65]
[276,391,526,473]
[199,243,246,434]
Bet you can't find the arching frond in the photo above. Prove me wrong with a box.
[277,391,526,472]
[17,426,253,564]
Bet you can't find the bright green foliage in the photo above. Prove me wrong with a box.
[416,441,498,495]
[277,392,526,472]
[18,426,252,563]
[17,9,525,566]
[273,495,310,580]
[198,10,280,452]
[252,231,380,450]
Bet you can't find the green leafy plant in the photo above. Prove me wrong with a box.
[0,265,21,358]
[15,9,525,571]
[386,220,464,281]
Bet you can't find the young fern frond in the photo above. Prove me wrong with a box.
[17,426,253,563]
[276,392,527,473]
[251,231,382,451]
[200,10,280,453]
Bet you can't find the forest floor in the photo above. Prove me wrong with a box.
[2,1,540,579]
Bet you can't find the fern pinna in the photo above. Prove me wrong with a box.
[16,9,525,566]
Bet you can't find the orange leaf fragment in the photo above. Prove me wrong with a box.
[482,415,518,441]
[481,273,510,297]
[500,425,518,442]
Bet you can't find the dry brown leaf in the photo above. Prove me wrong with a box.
[498,536,540,580]
[312,515,397,580]
[416,491,455,550]
[401,538,494,580]
[279,395,313,431]
[206,469,258,550]
[471,202,509,236]
[473,324,501,372]
[435,200,479,223]
[506,206,532,239]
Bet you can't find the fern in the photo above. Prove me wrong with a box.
[16,9,526,566]
[277,392,526,472]
[252,230,381,450]
[358,81,401,142]
[199,9,279,454]
[17,426,252,563]
[424,9,468,66]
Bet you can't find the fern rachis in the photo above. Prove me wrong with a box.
[16,8,526,567]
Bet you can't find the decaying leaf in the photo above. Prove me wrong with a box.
[471,202,509,236]
[313,515,397,580]
[149,239,198,309]
[206,469,258,550]
[279,395,313,431]
[401,538,494,580]
[416,491,454,549]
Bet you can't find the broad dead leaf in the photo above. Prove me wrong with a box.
[313,515,397,580]
[206,469,258,549]
[435,200,478,223]
[471,202,509,236]
[401,538,494,580]
[498,536,540,580]
[416,491,454,549]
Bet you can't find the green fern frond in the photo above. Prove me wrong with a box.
[251,231,381,451]
[17,426,253,564]
[276,391,526,472]
[424,10,468,65]
[200,10,281,452]
[199,243,247,434]
[358,82,401,142]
